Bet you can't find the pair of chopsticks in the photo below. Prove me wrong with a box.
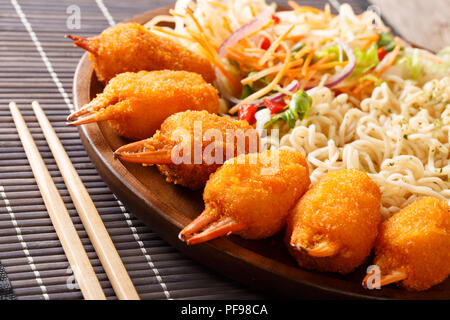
[9,101,140,300]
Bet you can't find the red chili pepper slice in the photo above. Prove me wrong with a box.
[238,104,258,124]
[378,46,387,61]
[261,37,271,50]
[272,14,280,24]
[263,98,285,114]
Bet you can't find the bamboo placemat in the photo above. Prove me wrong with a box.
[0,0,371,300]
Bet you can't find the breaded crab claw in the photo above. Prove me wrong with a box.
[67,70,219,140]
[363,197,450,291]
[179,150,310,245]
[114,110,259,190]
[286,169,382,274]
[67,22,215,84]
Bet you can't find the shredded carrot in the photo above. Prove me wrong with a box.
[249,3,256,17]
[299,70,317,90]
[222,16,233,34]
[310,53,336,66]
[229,42,292,114]
[376,38,402,77]
[361,34,379,51]
[282,76,294,87]
[297,6,323,15]
[245,19,275,39]
[187,28,242,92]
[286,34,306,42]
[309,61,348,71]
[244,48,266,54]
[356,34,380,41]
[258,24,295,66]
[294,46,311,60]
[302,51,314,76]
[241,58,304,85]
[150,26,195,42]
[225,51,263,70]
[207,0,228,10]
[288,1,322,14]
[185,9,242,93]
[286,67,304,76]
[185,9,217,52]
[354,80,371,95]
[205,24,216,39]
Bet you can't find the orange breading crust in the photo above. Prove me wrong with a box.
[89,71,219,140]
[75,23,216,84]
[286,169,381,274]
[374,197,450,291]
[144,110,259,190]
[203,150,310,239]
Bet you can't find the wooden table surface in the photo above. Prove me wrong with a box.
[370,0,450,52]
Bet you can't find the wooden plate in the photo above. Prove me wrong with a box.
[73,7,449,300]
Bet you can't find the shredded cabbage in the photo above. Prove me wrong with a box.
[352,43,379,76]
[396,49,421,80]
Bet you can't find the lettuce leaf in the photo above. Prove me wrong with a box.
[396,49,422,80]
[352,43,380,76]
[377,32,396,52]
[313,45,340,62]
[264,90,312,129]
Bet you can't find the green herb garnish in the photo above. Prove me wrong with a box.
[377,32,396,52]
[264,90,312,129]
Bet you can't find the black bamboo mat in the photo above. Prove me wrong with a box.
[0,0,371,300]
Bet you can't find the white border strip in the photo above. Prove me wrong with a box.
[0,185,49,300]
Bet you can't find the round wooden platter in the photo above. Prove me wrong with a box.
[72,7,449,300]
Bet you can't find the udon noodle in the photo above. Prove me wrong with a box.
[262,76,450,217]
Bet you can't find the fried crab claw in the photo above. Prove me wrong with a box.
[362,270,407,289]
[66,71,219,140]
[178,207,246,245]
[363,197,450,291]
[285,169,382,274]
[65,23,216,84]
[66,95,121,126]
[113,110,260,190]
[66,34,98,54]
[113,138,173,165]
[290,238,341,258]
[178,150,311,245]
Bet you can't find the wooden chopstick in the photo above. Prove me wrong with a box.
[9,102,106,300]
[32,101,140,300]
